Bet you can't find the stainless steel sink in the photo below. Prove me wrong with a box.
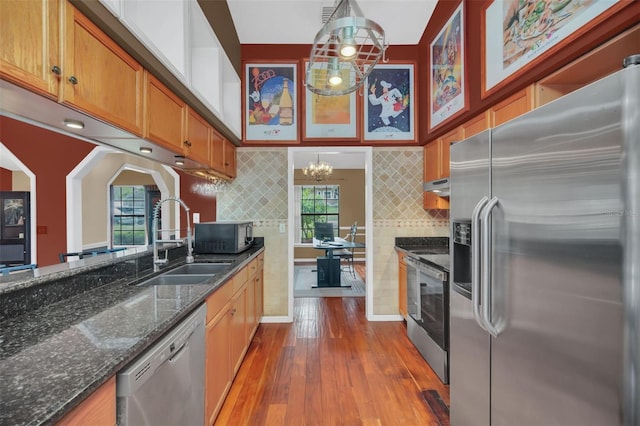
[137,274,212,287]
[163,263,231,275]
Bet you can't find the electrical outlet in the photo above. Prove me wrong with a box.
[279,223,286,233]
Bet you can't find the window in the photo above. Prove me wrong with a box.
[298,185,339,243]
[111,185,147,246]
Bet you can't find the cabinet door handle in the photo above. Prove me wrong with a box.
[51,65,61,75]
[68,75,78,85]
[184,140,192,147]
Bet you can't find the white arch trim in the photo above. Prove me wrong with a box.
[67,147,181,253]
[0,142,37,265]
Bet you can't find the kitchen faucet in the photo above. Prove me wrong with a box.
[152,196,194,272]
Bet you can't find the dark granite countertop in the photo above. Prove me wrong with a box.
[395,237,450,272]
[0,243,265,426]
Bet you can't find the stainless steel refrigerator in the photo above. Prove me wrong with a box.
[449,57,639,426]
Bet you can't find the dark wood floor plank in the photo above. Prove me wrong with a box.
[215,297,450,425]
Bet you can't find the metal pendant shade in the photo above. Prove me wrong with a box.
[306,0,387,96]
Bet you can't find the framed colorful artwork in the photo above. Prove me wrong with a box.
[483,0,624,96]
[363,62,416,142]
[243,62,298,142]
[302,60,359,141]
[429,2,467,130]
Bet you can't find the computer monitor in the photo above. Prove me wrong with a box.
[314,222,334,242]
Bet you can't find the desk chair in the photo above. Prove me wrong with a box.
[333,223,357,277]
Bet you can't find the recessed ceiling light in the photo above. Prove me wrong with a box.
[139,147,153,154]
[63,119,84,129]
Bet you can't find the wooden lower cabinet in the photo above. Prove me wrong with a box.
[230,282,248,375]
[55,376,115,426]
[204,252,264,425]
[398,252,407,319]
[205,304,232,426]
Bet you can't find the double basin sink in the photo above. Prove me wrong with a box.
[136,262,232,287]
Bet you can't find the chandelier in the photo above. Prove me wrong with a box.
[303,153,333,182]
[191,173,228,197]
[306,0,387,96]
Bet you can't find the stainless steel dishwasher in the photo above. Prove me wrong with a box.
[116,303,207,426]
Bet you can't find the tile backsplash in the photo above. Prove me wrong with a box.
[217,146,449,318]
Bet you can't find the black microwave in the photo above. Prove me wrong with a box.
[194,221,254,254]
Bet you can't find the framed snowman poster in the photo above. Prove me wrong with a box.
[243,62,298,142]
[363,62,416,142]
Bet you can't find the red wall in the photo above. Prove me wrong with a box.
[0,168,12,190]
[178,170,217,232]
[418,0,640,143]
[241,0,639,145]
[1,117,219,267]
[240,44,419,146]
[1,116,95,266]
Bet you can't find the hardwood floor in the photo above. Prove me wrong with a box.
[214,296,450,426]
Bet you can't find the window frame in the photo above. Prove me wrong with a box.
[297,184,340,244]
[111,185,148,247]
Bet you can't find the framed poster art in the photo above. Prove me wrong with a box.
[244,62,298,142]
[484,0,622,95]
[302,60,359,141]
[430,2,467,130]
[364,62,416,142]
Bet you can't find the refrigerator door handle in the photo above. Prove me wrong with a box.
[481,196,500,337]
[472,196,489,331]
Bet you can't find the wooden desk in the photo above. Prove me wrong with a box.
[313,241,365,287]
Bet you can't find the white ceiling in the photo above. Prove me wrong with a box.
[226,0,438,45]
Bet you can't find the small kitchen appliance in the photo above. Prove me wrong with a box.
[194,221,253,254]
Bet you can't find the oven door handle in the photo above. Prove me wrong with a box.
[481,196,500,338]
[405,256,446,281]
[472,196,489,332]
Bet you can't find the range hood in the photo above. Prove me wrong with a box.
[423,178,450,197]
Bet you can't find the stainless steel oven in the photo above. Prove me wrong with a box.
[406,254,449,384]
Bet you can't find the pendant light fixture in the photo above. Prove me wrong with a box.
[306,0,387,96]
[303,153,333,182]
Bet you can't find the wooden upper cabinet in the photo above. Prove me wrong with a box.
[62,2,143,136]
[423,127,460,210]
[223,139,237,179]
[423,139,441,183]
[210,128,237,179]
[489,85,535,127]
[461,111,490,139]
[0,0,61,98]
[210,128,225,174]
[185,106,211,166]
[143,71,185,152]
